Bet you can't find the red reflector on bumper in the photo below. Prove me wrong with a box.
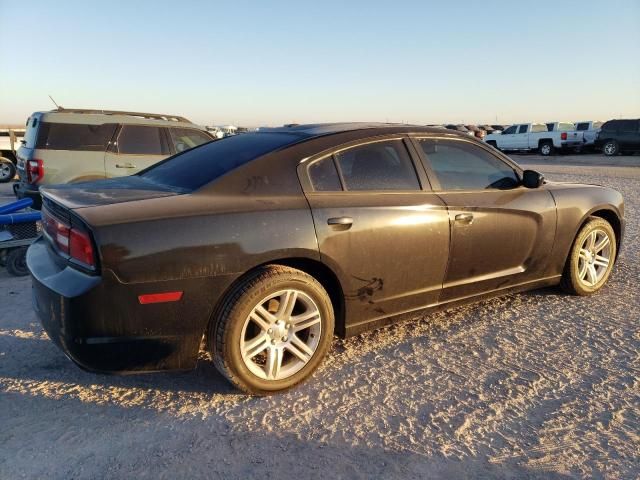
[138,291,183,304]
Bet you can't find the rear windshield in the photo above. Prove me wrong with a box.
[139,132,303,191]
[36,122,117,151]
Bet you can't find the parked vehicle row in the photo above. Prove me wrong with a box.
[14,108,214,208]
[482,119,639,156]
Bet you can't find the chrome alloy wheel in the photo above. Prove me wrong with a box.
[240,289,322,381]
[604,142,617,155]
[577,229,612,287]
[0,162,13,181]
[540,143,552,155]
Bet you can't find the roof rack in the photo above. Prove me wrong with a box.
[52,108,192,123]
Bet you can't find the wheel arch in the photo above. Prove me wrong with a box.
[205,256,347,346]
[582,208,622,258]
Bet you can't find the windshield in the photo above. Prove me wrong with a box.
[140,132,304,191]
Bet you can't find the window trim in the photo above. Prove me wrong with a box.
[167,127,214,155]
[299,135,431,194]
[409,136,525,193]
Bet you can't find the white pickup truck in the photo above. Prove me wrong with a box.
[484,123,583,156]
[575,121,603,148]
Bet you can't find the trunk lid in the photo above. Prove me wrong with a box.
[40,175,183,210]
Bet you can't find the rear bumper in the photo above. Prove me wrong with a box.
[13,181,42,209]
[28,237,231,374]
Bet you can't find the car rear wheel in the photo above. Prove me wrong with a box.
[603,140,619,156]
[561,217,616,295]
[539,141,553,156]
[210,265,334,395]
[0,159,16,183]
[6,247,29,276]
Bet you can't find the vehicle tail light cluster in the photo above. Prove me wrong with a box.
[27,159,44,184]
[42,208,96,268]
[561,132,568,140]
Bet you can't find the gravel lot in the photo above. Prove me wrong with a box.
[1,155,638,479]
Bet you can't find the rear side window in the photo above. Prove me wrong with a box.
[308,157,342,192]
[140,132,302,191]
[517,125,528,134]
[169,128,212,153]
[334,140,420,191]
[576,122,589,131]
[419,139,519,191]
[618,120,639,132]
[117,126,168,155]
[35,122,117,151]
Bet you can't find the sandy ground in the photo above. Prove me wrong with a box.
[0,155,639,479]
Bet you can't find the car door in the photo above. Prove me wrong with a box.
[497,125,518,149]
[513,124,530,148]
[104,125,170,177]
[413,137,556,302]
[617,120,640,150]
[299,137,451,330]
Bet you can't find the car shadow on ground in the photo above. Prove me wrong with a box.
[0,389,575,480]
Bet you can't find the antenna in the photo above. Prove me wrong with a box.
[48,95,63,110]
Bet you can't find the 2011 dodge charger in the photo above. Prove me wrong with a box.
[28,124,625,394]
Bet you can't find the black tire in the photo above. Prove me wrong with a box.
[486,141,498,150]
[538,141,553,156]
[0,158,16,183]
[210,265,334,395]
[560,217,616,296]
[6,247,29,276]
[602,140,619,156]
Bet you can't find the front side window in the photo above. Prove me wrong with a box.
[334,140,420,191]
[308,156,342,192]
[117,125,167,155]
[419,139,519,191]
[169,128,212,153]
[35,122,117,151]
[502,125,517,134]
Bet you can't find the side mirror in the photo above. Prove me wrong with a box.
[522,170,544,188]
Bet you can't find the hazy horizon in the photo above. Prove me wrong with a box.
[1,0,638,127]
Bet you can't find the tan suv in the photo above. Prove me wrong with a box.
[15,108,213,207]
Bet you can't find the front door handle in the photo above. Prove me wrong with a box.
[327,216,353,226]
[115,163,136,169]
[455,213,474,225]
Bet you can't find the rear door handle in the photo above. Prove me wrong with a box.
[327,216,353,226]
[455,213,474,225]
[115,163,136,169]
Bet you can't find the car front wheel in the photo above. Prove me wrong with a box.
[603,140,619,156]
[210,265,334,394]
[561,217,616,295]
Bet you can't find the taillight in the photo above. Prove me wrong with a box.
[69,229,95,267]
[27,159,44,184]
[42,208,96,269]
[561,132,568,140]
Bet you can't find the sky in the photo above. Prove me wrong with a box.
[1,0,639,127]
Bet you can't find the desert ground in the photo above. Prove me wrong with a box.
[0,154,638,479]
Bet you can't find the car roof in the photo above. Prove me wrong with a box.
[257,122,450,139]
[31,108,202,129]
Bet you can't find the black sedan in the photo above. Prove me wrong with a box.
[28,123,624,394]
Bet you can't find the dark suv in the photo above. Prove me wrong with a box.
[594,119,640,156]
